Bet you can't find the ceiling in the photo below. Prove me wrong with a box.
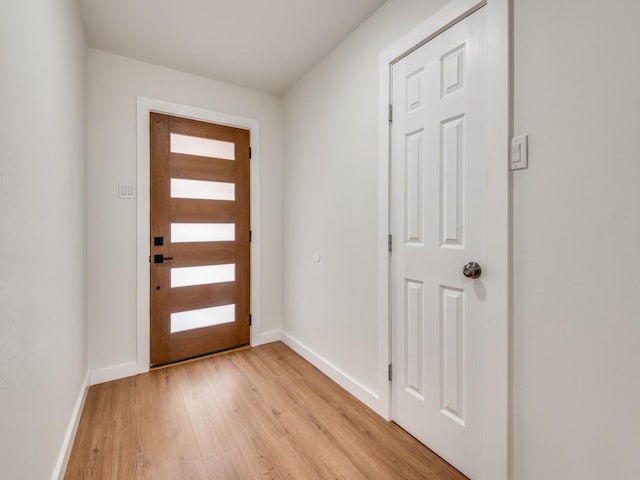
[77,0,386,96]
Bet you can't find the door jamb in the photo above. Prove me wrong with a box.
[135,97,261,374]
[377,1,511,478]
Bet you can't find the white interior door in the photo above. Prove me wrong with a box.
[390,7,488,478]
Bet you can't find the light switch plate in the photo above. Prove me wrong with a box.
[511,135,528,170]
[118,183,136,199]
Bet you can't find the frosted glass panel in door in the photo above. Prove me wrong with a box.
[171,178,235,201]
[170,133,235,160]
[171,223,235,243]
[171,264,235,288]
[171,304,236,333]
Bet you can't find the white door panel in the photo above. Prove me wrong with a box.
[391,7,488,478]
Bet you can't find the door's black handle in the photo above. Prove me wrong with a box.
[153,254,174,264]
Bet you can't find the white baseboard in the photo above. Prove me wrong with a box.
[90,361,147,386]
[51,371,90,480]
[280,331,380,414]
[90,331,283,384]
[253,329,282,346]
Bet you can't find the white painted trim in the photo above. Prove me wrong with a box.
[281,332,379,412]
[484,0,511,477]
[51,372,90,480]
[255,330,282,345]
[135,97,262,377]
[90,361,141,386]
[377,0,510,478]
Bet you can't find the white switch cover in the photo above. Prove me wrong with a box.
[118,183,136,199]
[511,135,528,170]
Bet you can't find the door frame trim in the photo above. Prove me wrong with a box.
[135,97,261,373]
[377,1,511,478]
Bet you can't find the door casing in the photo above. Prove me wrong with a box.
[377,0,510,478]
[134,97,261,377]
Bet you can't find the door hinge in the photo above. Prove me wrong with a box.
[249,314,252,326]
[388,363,393,382]
[249,147,252,159]
[388,104,393,123]
[249,230,252,242]
[388,234,393,253]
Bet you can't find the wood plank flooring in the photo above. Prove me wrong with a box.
[65,342,466,479]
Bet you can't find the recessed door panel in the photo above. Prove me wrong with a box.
[405,130,424,244]
[440,285,465,424]
[440,115,465,248]
[404,279,424,400]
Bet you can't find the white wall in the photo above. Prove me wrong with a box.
[512,1,640,478]
[282,0,448,403]
[0,0,88,478]
[87,50,283,373]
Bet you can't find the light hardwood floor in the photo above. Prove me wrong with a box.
[65,342,466,479]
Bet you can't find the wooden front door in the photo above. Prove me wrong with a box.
[150,113,250,366]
